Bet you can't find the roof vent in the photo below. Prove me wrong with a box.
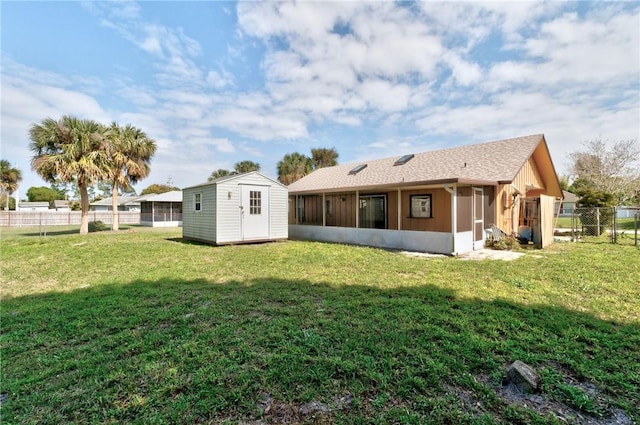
[394,154,415,166]
[348,164,367,175]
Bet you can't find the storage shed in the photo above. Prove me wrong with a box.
[182,172,288,245]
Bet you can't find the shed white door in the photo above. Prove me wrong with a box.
[240,185,270,240]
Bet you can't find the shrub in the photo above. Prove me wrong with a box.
[88,221,108,232]
[485,235,521,251]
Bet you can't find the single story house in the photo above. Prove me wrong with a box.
[555,190,578,216]
[182,172,288,245]
[287,134,562,255]
[137,191,183,227]
[90,196,140,212]
[17,202,50,211]
[53,200,70,211]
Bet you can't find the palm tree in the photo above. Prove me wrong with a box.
[311,147,339,169]
[208,169,231,181]
[105,122,157,230]
[29,116,109,234]
[277,152,312,185]
[0,160,23,210]
[234,160,261,174]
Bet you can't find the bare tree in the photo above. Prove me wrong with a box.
[569,138,640,205]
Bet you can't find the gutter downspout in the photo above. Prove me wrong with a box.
[444,183,457,255]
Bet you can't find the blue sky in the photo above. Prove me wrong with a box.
[2,1,639,196]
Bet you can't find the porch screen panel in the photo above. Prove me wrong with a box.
[474,189,484,242]
[359,195,387,229]
[299,195,322,225]
[154,202,171,222]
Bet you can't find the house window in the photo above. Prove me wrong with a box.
[410,195,432,218]
[194,193,201,211]
[325,199,332,216]
[250,191,261,215]
[359,194,387,229]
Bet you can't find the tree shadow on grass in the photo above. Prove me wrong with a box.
[2,278,638,424]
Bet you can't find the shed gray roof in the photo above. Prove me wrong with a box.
[288,134,547,194]
[136,191,182,202]
[183,171,287,190]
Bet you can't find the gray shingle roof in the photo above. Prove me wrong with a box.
[90,196,140,206]
[288,134,546,194]
[136,191,182,203]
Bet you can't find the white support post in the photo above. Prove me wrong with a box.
[444,184,457,254]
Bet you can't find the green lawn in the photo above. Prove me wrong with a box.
[1,226,639,424]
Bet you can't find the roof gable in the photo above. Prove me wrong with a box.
[184,171,287,190]
[288,134,551,193]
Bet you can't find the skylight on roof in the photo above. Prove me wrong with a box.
[394,154,415,166]
[348,164,367,175]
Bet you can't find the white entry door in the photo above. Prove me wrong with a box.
[240,185,270,240]
[473,187,485,250]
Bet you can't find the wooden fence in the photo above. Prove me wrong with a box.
[0,211,141,227]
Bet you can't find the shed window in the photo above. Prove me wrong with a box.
[250,191,261,215]
[194,193,202,211]
[410,195,432,218]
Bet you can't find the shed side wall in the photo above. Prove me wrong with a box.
[182,186,217,243]
[270,184,289,239]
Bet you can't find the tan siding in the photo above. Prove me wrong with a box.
[457,187,472,232]
[302,195,323,225]
[387,191,398,230]
[288,197,296,224]
[325,193,357,227]
[514,158,545,194]
[401,188,451,232]
[483,186,495,227]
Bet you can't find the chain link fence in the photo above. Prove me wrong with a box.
[562,207,639,246]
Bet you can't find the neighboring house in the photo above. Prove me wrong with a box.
[17,202,50,211]
[137,191,183,227]
[555,190,579,216]
[90,196,140,212]
[287,134,562,255]
[182,172,288,245]
[53,200,70,211]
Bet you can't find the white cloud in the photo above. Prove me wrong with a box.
[358,80,411,112]
[3,1,638,192]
